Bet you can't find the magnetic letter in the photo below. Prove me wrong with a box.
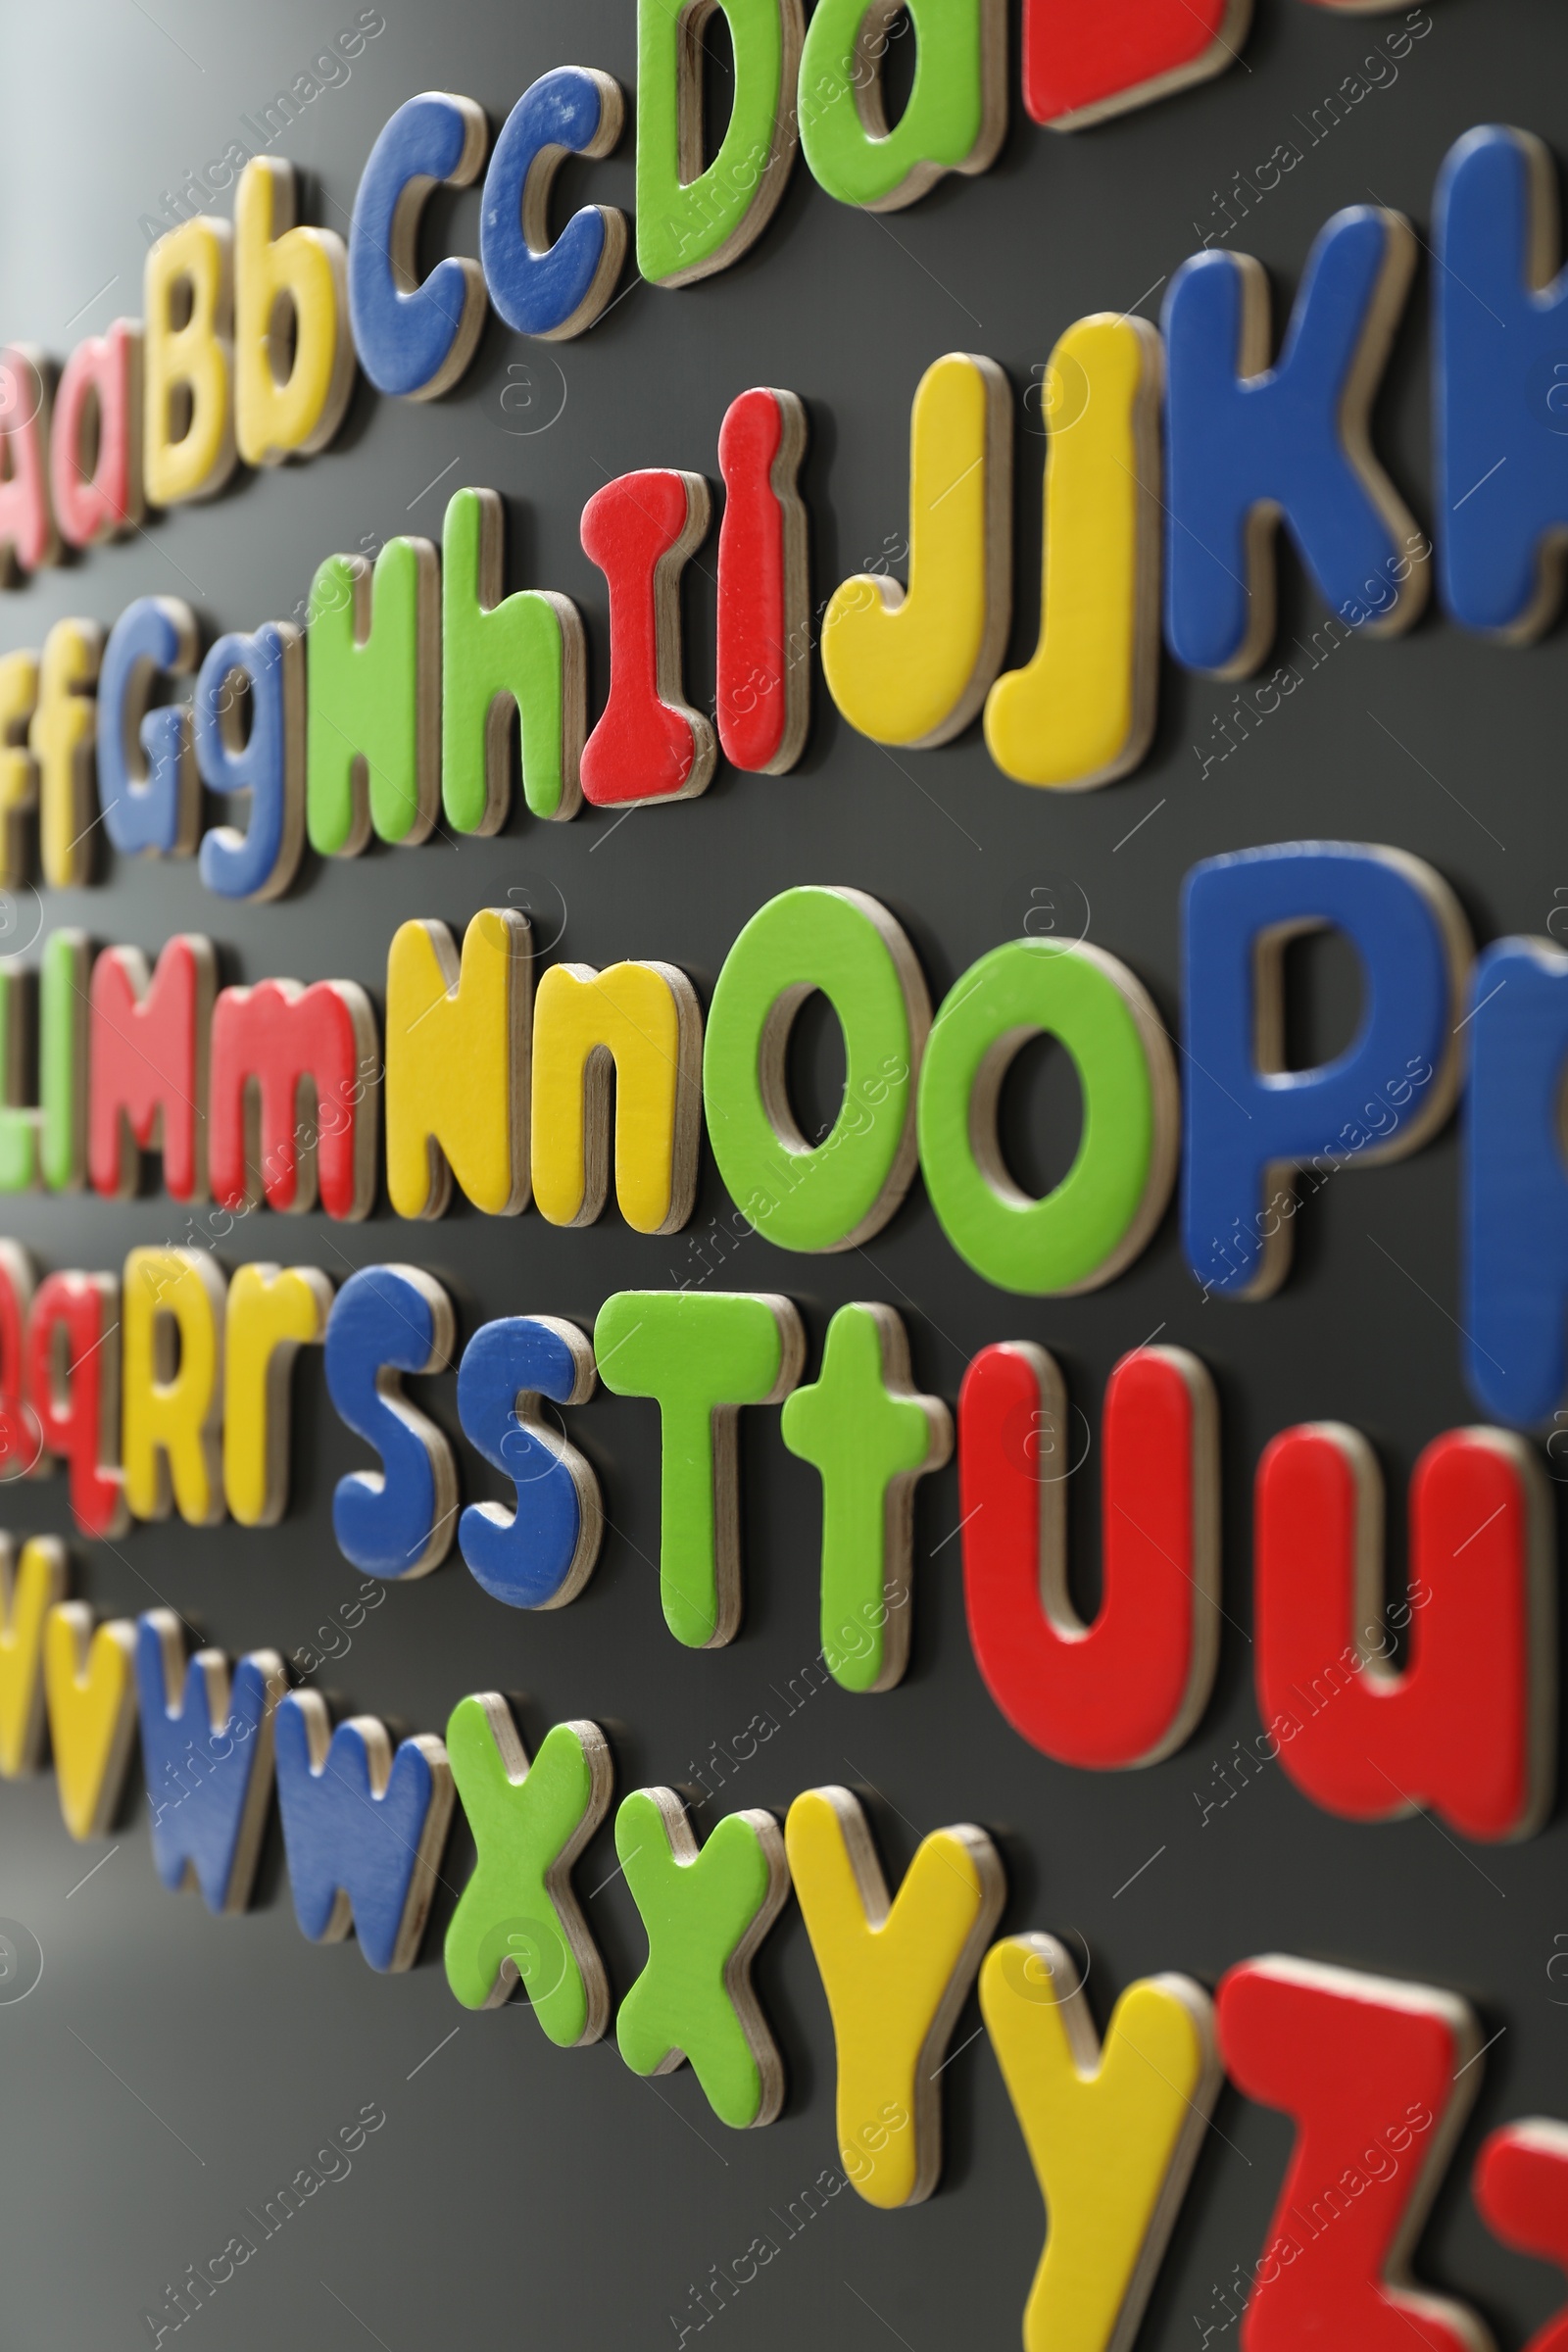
[0,348,58,578]
[531,959,702,1234]
[441,487,586,831]
[1164,208,1424,675]
[445,1699,612,2040]
[234,157,354,466]
[223,1263,333,1528]
[481,70,627,337]
[457,1317,602,1610]
[579,470,715,808]
[0,1536,65,1776]
[980,1937,1219,2352]
[0,929,90,1195]
[27,1270,126,1540]
[122,1247,225,1527]
[636,0,801,284]
[307,535,440,852]
[195,623,307,901]
[786,1786,1004,2206]
[800,0,1005,210]
[384,909,532,1219]
[51,321,144,548]
[348,93,489,400]
[324,1265,458,1581]
[45,1600,136,1839]
[593,1289,805,1647]
[1182,844,1468,1299]
[1435,127,1568,639]
[960,1345,1220,1767]
[89,935,217,1201]
[1022,0,1249,128]
[1255,1421,1551,1841]
[143,217,236,507]
[1462,938,1568,1423]
[135,1612,285,1913]
[822,353,1010,747]
[1216,1957,1491,2352]
[781,1302,951,1692]
[615,1787,789,2127]
[716,387,810,774]
[31,618,103,888]
[209,976,378,1221]
[97,596,200,858]
[1475,2120,1568,2352]
[704,885,929,1250]
[986,316,1162,789]
[274,1690,454,1971]
[919,938,1177,1294]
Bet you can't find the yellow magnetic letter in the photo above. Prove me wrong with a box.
[31,618,102,888]
[234,158,355,467]
[144,216,236,507]
[0,650,38,889]
[986,317,1162,792]
[531,960,702,1235]
[122,1248,226,1526]
[45,1602,136,1839]
[980,1937,1219,2352]
[785,1785,1004,2207]
[0,1535,66,1777]
[385,908,533,1219]
[821,353,1010,749]
[223,1262,334,1527]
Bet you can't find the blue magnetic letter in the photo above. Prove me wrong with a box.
[1463,938,1568,1424]
[325,1265,456,1580]
[457,1315,603,1608]
[274,1692,452,1972]
[1182,842,1464,1299]
[136,1612,282,1915]
[195,624,302,901]
[1435,126,1568,638]
[97,596,196,856]
[349,92,489,399]
[1164,208,1421,674]
[480,68,626,340]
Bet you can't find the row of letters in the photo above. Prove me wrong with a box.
[4,848,1567,1419]
[6,1537,1565,2352]
[0,1238,1554,1840]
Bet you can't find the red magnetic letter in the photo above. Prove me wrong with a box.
[1217,1957,1490,2352]
[210,977,378,1220]
[0,1241,39,1479]
[0,346,58,579]
[1022,0,1246,130]
[1475,2121,1568,2352]
[51,321,143,549]
[26,1269,127,1540]
[1254,1423,1549,1841]
[579,469,715,808]
[959,1343,1219,1767]
[716,388,808,775]
[89,935,216,1201]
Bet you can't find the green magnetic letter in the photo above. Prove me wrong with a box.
[635,0,801,288]
[799,0,1003,212]
[594,1290,803,1648]
[307,535,438,853]
[916,939,1170,1296]
[703,885,926,1252]
[781,1303,950,1693]
[0,928,87,1194]
[444,1698,611,2046]
[614,1787,788,2128]
[441,487,580,832]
